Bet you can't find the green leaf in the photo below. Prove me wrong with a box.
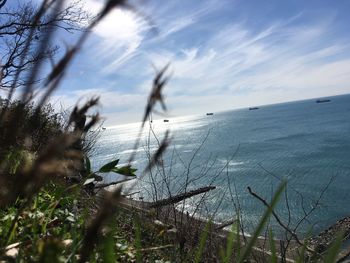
[112,166,137,177]
[98,159,119,173]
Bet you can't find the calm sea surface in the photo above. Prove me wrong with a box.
[93,94,350,237]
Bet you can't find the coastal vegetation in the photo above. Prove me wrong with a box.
[0,0,348,262]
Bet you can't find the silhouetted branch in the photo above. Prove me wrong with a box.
[247,186,303,246]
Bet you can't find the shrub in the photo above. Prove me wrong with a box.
[0,100,63,156]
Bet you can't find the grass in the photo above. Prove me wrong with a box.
[0,0,347,262]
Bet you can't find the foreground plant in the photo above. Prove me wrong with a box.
[0,1,346,262]
[0,0,172,261]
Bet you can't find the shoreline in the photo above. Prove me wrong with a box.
[116,196,298,261]
[116,195,350,261]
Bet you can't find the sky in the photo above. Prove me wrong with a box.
[25,0,350,124]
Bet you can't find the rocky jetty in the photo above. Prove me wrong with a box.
[309,216,350,253]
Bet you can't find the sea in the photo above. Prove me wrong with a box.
[92,94,350,238]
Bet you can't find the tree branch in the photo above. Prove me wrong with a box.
[247,186,303,246]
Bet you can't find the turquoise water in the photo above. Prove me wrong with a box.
[93,94,350,237]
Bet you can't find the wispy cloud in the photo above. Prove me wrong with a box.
[148,14,350,100]
[82,0,146,73]
[51,0,350,124]
[81,0,214,74]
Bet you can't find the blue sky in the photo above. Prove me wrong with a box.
[49,0,350,125]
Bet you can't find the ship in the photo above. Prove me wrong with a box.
[249,107,259,110]
[163,119,169,122]
[206,113,214,116]
[316,99,331,103]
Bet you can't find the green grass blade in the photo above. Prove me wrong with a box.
[222,221,237,263]
[268,230,277,263]
[194,220,212,263]
[236,215,241,258]
[238,181,286,263]
[324,232,344,263]
[102,232,116,263]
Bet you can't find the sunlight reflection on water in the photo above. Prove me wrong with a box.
[93,94,350,237]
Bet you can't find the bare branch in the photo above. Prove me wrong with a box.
[0,0,91,92]
[247,186,303,246]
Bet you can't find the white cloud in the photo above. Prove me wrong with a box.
[63,12,350,125]
[49,1,350,124]
[80,0,206,74]
[163,16,195,37]
[139,15,350,118]
[82,0,146,73]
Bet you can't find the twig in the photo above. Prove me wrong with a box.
[247,186,303,246]
[138,244,173,252]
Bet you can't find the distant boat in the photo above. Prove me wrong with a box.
[316,99,331,103]
[249,107,259,110]
[206,113,214,116]
[163,119,169,122]
[102,127,106,130]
